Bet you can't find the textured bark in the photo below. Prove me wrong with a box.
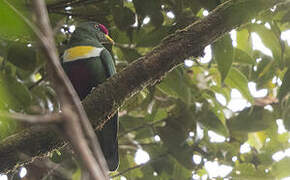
[0,0,282,173]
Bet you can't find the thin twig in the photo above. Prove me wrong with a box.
[46,0,74,9]
[0,56,7,71]
[48,11,104,21]
[53,18,67,35]
[47,0,105,10]
[0,112,62,124]
[112,164,144,178]
[118,118,167,138]
[110,153,168,179]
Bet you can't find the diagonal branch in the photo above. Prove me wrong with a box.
[0,0,283,174]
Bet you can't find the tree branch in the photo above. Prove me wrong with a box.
[0,0,283,174]
[0,112,62,124]
[118,118,166,138]
[48,11,103,21]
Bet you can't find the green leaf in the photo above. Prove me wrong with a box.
[0,1,31,39]
[122,90,148,112]
[232,162,272,179]
[0,118,18,139]
[212,34,234,81]
[211,85,231,103]
[133,0,161,18]
[152,108,167,122]
[285,45,290,67]
[49,13,65,28]
[134,26,170,47]
[50,150,63,163]
[196,0,219,10]
[29,84,59,113]
[135,128,154,140]
[228,106,274,132]
[282,106,290,131]
[253,54,276,89]
[248,131,267,151]
[263,126,289,155]
[145,108,168,123]
[157,117,193,169]
[157,68,191,104]
[0,72,32,111]
[171,157,193,179]
[111,28,131,44]
[72,168,81,180]
[197,103,228,136]
[7,42,37,71]
[140,166,162,180]
[157,121,187,146]
[154,105,198,169]
[250,24,282,64]
[278,69,290,102]
[119,152,143,179]
[236,29,252,54]
[272,158,290,179]
[281,11,290,23]
[225,67,253,103]
[145,145,173,175]
[150,10,164,28]
[112,6,135,31]
[120,115,144,130]
[234,48,255,65]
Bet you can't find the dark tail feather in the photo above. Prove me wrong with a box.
[97,113,119,171]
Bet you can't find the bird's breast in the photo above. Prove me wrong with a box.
[64,60,93,99]
[62,57,107,100]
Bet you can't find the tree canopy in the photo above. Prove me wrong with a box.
[1,0,290,179]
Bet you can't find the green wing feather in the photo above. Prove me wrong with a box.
[98,48,119,171]
[100,49,116,77]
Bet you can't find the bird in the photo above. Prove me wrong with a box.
[61,22,119,171]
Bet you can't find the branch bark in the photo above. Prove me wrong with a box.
[0,0,283,174]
